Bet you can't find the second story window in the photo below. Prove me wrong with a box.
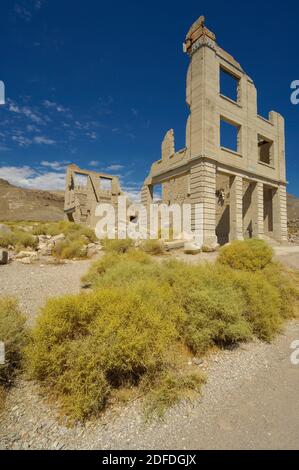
[220,117,241,153]
[220,67,240,103]
[258,135,273,165]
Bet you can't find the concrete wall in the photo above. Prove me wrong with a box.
[141,15,288,245]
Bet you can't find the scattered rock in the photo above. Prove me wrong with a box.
[52,234,65,243]
[184,241,201,255]
[0,249,9,265]
[15,252,39,264]
[202,242,219,253]
[15,251,38,260]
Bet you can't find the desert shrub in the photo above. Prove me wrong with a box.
[262,262,299,319]
[101,238,134,253]
[25,281,184,420]
[143,370,206,420]
[81,252,122,286]
[160,262,253,354]
[52,239,87,260]
[140,239,165,255]
[14,230,38,251]
[217,239,273,271]
[95,258,160,291]
[32,221,97,243]
[162,259,297,347]
[232,267,297,341]
[0,386,6,412]
[0,232,15,248]
[82,250,155,289]
[0,298,28,387]
[0,230,37,250]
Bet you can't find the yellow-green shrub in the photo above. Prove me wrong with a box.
[218,239,273,271]
[0,230,37,250]
[0,298,28,386]
[25,281,184,420]
[32,221,97,243]
[159,262,252,354]
[101,238,134,253]
[0,232,15,248]
[81,250,153,288]
[143,370,206,420]
[52,239,87,259]
[140,239,165,255]
[231,265,298,341]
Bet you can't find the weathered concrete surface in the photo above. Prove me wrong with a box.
[141,16,288,247]
[64,164,122,228]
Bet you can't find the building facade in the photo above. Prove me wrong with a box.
[141,16,288,246]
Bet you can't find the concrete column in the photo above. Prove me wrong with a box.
[189,160,217,244]
[229,175,244,241]
[252,182,264,239]
[272,184,288,243]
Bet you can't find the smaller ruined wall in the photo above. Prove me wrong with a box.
[64,164,122,228]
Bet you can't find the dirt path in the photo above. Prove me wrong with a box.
[0,259,92,324]
[0,250,299,450]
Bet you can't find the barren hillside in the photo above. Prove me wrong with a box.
[0,178,64,222]
[287,193,299,219]
[0,176,298,224]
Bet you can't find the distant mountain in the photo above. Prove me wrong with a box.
[287,193,299,220]
[0,176,298,224]
[0,178,64,222]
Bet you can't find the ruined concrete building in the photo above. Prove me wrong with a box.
[64,164,122,226]
[141,16,288,246]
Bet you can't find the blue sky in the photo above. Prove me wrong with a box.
[0,0,298,198]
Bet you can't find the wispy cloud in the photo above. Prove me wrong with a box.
[34,136,56,145]
[8,99,44,124]
[43,100,69,114]
[12,134,32,147]
[40,160,69,171]
[14,0,46,22]
[105,164,124,172]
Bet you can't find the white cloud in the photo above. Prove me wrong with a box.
[86,131,97,140]
[12,135,32,147]
[43,100,69,114]
[0,165,65,190]
[123,189,141,203]
[41,160,69,171]
[14,4,32,21]
[89,160,99,167]
[105,164,124,172]
[14,1,46,21]
[8,100,44,124]
[34,136,56,145]
[26,124,41,133]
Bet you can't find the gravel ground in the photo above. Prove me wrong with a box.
[0,259,93,324]
[1,321,299,450]
[0,249,299,450]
